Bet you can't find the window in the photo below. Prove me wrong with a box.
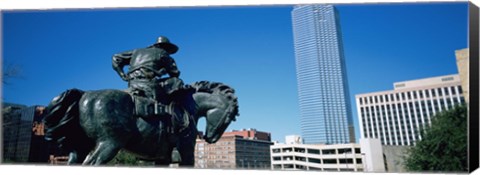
[308,158,321,163]
[307,149,320,154]
[339,158,353,164]
[323,159,337,164]
[451,86,457,95]
[322,149,336,155]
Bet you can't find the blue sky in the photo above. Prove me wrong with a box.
[2,2,468,143]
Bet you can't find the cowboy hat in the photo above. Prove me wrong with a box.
[153,36,179,54]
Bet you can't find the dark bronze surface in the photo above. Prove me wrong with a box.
[43,37,239,166]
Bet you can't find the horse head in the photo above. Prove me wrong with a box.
[191,81,239,143]
[203,108,237,143]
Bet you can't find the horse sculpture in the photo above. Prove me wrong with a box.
[43,81,238,166]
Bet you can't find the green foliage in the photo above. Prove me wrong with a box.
[108,150,140,166]
[107,150,154,166]
[404,105,468,172]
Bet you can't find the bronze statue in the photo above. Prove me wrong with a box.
[43,37,239,166]
[112,36,189,134]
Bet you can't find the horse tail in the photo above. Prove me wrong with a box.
[190,81,239,121]
[43,88,85,149]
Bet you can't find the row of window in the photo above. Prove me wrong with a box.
[272,156,362,165]
[359,86,462,105]
[272,147,360,155]
[273,164,361,172]
[360,95,465,145]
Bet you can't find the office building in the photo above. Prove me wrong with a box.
[292,4,354,144]
[221,128,271,141]
[270,136,385,172]
[2,104,51,163]
[356,74,465,146]
[194,129,273,169]
[455,48,469,103]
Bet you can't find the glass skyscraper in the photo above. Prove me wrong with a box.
[291,4,354,144]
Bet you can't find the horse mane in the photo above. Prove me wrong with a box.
[190,81,239,119]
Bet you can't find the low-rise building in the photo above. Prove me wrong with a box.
[194,129,273,169]
[270,136,385,172]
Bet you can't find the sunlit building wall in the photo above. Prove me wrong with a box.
[356,74,465,146]
[270,137,385,172]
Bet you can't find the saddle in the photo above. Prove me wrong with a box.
[130,92,191,134]
[131,95,171,119]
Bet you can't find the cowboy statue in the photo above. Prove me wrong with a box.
[112,36,192,135]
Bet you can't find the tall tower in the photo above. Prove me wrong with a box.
[291,4,354,144]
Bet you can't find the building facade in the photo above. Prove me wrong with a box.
[455,48,469,103]
[2,104,52,163]
[291,4,354,144]
[194,129,273,169]
[270,137,385,172]
[356,74,465,146]
[221,128,271,141]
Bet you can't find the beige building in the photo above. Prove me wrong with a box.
[455,48,469,103]
[270,137,386,172]
[194,129,273,169]
[356,74,466,146]
[382,145,408,172]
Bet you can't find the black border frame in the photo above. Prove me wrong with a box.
[468,2,479,173]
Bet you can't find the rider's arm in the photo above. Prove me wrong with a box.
[165,56,180,78]
[112,50,133,81]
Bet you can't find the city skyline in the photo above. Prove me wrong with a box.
[2,2,468,143]
[292,4,354,144]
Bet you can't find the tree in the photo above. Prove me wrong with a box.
[404,104,468,172]
[3,63,23,85]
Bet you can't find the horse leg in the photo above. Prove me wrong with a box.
[82,140,123,165]
[67,149,89,165]
[177,145,194,167]
[177,125,197,167]
[155,158,172,167]
[154,145,174,167]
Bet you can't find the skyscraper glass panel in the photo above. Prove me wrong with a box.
[291,4,354,144]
